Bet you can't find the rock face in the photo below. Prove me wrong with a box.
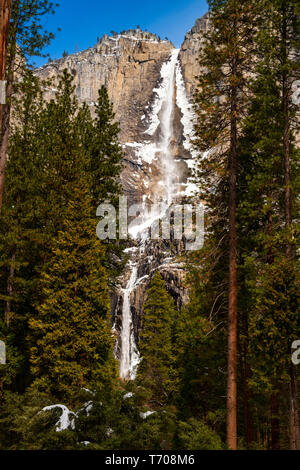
[179,12,211,99]
[37,31,178,208]
[35,29,198,207]
[37,31,174,144]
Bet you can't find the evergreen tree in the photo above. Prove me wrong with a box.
[0,71,123,404]
[177,418,223,450]
[236,66,286,449]
[0,0,57,214]
[236,0,300,449]
[274,0,300,449]
[84,85,126,282]
[87,85,123,209]
[176,269,227,441]
[0,71,45,395]
[137,272,177,406]
[193,0,257,449]
[29,183,117,400]
[22,72,120,400]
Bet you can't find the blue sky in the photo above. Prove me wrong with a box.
[34,0,208,66]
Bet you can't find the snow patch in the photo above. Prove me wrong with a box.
[41,405,76,432]
[125,142,143,149]
[124,247,138,254]
[80,401,93,416]
[140,411,156,419]
[82,388,95,396]
[145,49,180,136]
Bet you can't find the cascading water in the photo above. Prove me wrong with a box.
[119,263,139,380]
[118,48,193,380]
[158,49,179,206]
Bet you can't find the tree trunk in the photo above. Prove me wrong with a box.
[271,391,280,450]
[4,250,15,327]
[227,70,238,451]
[0,0,12,81]
[290,364,300,450]
[282,70,293,261]
[242,315,253,447]
[0,74,12,213]
[0,0,17,215]
[0,0,12,214]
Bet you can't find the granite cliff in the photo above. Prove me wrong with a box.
[36,18,210,205]
[179,12,210,98]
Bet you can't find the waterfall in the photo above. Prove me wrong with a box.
[158,49,179,205]
[119,263,139,380]
[119,49,191,380]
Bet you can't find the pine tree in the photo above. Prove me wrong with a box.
[193,0,257,449]
[0,0,57,214]
[29,181,117,401]
[1,71,123,403]
[236,0,300,449]
[275,0,300,449]
[84,84,125,280]
[176,277,227,430]
[237,66,286,449]
[0,70,45,396]
[137,272,177,406]
[24,72,120,400]
[87,85,123,208]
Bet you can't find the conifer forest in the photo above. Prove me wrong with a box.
[0,0,299,452]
